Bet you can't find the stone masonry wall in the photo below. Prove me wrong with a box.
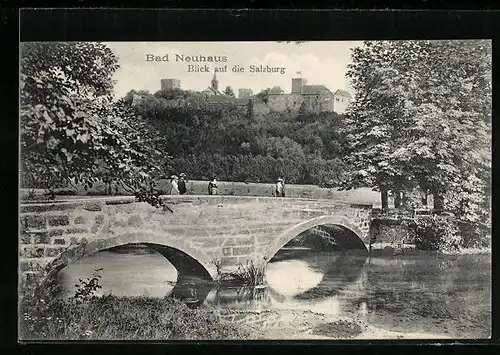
[19,195,373,285]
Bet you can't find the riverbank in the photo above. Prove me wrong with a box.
[216,308,456,340]
[19,295,250,341]
[20,293,459,341]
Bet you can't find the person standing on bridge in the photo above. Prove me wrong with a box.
[170,175,179,195]
[208,177,218,195]
[178,173,187,195]
[275,178,285,197]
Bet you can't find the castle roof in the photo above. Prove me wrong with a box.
[202,87,223,95]
[302,85,333,96]
[334,89,353,98]
[269,86,284,95]
[208,95,249,106]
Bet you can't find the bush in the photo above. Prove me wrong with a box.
[228,260,266,286]
[456,220,491,249]
[414,215,461,252]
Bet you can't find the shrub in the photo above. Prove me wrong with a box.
[413,215,461,252]
[228,260,266,286]
[456,220,491,249]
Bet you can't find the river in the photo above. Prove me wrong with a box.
[55,246,491,339]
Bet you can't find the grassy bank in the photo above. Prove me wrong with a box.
[19,295,250,340]
[19,269,251,341]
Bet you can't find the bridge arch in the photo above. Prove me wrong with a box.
[263,215,367,263]
[40,231,219,291]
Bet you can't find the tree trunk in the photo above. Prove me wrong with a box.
[381,188,388,211]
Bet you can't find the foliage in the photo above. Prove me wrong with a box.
[72,268,104,304]
[312,320,363,338]
[413,216,461,252]
[343,40,491,221]
[255,88,271,103]
[128,90,347,186]
[455,220,491,249]
[20,42,170,208]
[223,86,235,97]
[228,260,267,286]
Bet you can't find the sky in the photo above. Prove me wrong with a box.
[105,41,364,99]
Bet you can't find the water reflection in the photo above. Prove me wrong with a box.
[55,250,178,299]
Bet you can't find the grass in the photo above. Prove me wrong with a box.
[19,269,250,341]
[19,295,250,340]
[228,260,267,287]
[312,320,363,338]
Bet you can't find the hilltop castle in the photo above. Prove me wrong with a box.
[155,73,352,114]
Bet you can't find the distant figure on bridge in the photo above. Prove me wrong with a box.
[170,175,179,195]
[275,178,285,197]
[178,173,187,195]
[208,177,218,195]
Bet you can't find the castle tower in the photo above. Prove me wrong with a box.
[211,72,219,92]
[161,79,181,90]
[291,77,307,94]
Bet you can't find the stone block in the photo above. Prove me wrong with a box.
[94,214,105,225]
[23,272,39,285]
[23,247,45,258]
[19,260,31,272]
[223,237,254,246]
[83,202,102,211]
[48,229,64,237]
[53,238,66,245]
[24,215,46,229]
[20,260,42,272]
[232,246,254,256]
[222,247,232,256]
[20,231,31,244]
[45,246,67,258]
[47,215,70,227]
[64,227,88,235]
[73,215,87,225]
[32,231,50,244]
[20,203,78,213]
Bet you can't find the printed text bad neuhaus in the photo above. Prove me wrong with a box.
[146,54,228,62]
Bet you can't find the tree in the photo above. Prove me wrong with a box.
[20,42,166,206]
[255,88,271,104]
[246,99,254,118]
[224,86,235,97]
[342,40,491,218]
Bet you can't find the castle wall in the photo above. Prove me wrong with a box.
[268,94,303,112]
[301,93,335,113]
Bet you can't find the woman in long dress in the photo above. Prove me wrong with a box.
[275,178,285,197]
[170,175,179,195]
[208,178,218,195]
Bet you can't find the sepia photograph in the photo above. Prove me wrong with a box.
[19,40,491,341]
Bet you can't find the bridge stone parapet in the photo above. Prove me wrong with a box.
[19,195,373,287]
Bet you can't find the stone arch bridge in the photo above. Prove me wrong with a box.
[19,195,373,285]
